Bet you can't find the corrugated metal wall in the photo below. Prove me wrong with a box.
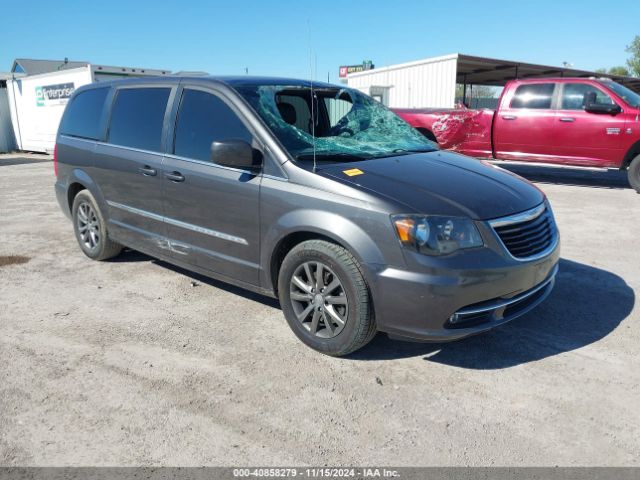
[347,55,458,109]
[0,82,17,153]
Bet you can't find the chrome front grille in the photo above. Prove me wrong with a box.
[489,203,557,260]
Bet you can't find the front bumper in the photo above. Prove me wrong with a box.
[364,240,560,342]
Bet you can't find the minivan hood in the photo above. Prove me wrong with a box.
[317,151,544,220]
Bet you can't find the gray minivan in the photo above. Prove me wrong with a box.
[54,76,560,356]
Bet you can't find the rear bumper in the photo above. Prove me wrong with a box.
[364,241,560,342]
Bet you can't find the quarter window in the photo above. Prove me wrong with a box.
[561,83,614,110]
[174,89,252,162]
[510,83,555,109]
[108,87,171,151]
[59,88,109,140]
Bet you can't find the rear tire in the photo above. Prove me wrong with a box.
[72,190,122,261]
[278,240,376,356]
[628,154,640,194]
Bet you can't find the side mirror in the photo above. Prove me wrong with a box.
[210,139,262,171]
[583,92,622,114]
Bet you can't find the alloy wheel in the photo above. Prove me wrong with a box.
[76,202,100,250]
[289,261,348,338]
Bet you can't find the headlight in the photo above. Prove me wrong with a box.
[391,214,483,256]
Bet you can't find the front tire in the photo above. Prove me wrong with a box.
[278,240,376,356]
[628,154,640,194]
[72,190,122,261]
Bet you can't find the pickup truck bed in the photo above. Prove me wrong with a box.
[394,107,495,158]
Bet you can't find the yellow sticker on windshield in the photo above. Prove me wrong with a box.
[343,168,364,177]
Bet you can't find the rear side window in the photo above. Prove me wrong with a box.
[174,89,252,162]
[510,83,555,109]
[108,88,171,151]
[561,83,614,110]
[59,88,108,140]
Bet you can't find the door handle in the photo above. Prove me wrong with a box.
[164,171,185,182]
[559,117,575,122]
[139,165,157,176]
[501,115,517,120]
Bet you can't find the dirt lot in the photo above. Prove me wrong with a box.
[0,156,638,466]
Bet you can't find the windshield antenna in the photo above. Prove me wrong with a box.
[307,19,317,172]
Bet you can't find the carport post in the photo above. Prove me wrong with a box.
[462,74,467,106]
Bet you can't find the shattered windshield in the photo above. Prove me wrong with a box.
[235,85,437,163]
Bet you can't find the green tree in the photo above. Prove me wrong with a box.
[626,35,640,77]
[608,66,630,76]
[594,66,629,76]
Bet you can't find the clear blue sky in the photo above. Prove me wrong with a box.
[2,0,638,82]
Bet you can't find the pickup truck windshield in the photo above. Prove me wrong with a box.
[602,81,640,108]
[235,85,437,163]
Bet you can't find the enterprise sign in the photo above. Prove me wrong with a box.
[36,83,75,107]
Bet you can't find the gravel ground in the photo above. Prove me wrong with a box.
[0,157,638,466]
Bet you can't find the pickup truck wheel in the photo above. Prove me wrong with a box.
[628,154,640,194]
[278,240,376,356]
[72,190,122,261]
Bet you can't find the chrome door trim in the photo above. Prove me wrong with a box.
[106,201,249,245]
[164,153,255,176]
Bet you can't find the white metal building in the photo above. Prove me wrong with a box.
[347,53,640,109]
[7,59,170,153]
[347,54,458,108]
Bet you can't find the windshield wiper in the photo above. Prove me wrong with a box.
[363,148,437,160]
[392,147,437,154]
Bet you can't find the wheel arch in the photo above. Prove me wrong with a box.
[67,182,86,211]
[263,210,386,296]
[622,140,640,169]
[66,168,109,216]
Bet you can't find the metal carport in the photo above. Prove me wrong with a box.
[347,53,640,109]
[456,53,640,97]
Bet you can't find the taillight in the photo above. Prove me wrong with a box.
[53,144,58,177]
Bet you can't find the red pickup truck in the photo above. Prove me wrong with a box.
[394,78,640,192]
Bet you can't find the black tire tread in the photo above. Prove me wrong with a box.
[628,154,640,194]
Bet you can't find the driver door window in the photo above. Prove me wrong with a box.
[561,83,614,110]
[174,89,253,162]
